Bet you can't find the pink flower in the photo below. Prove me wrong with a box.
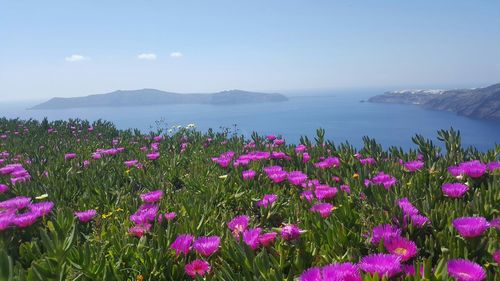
[146,152,160,160]
[403,160,424,172]
[259,232,277,247]
[124,160,138,168]
[310,203,334,218]
[243,228,262,250]
[193,236,221,257]
[287,171,308,185]
[442,183,468,198]
[242,169,256,180]
[128,225,150,238]
[453,217,489,238]
[164,212,176,221]
[281,224,301,241]
[185,259,210,278]
[0,184,8,193]
[314,186,338,201]
[140,190,164,203]
[64,153,77,160]
[28,202,54,217]
[74,209,97,222]
[12,212,38,228]
[256,194,278,208]
[228,215,250,235]
[0,196,31,210]
[171,234,194,256]
[384,236,418,261]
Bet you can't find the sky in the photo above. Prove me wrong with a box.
[1,0,499,101]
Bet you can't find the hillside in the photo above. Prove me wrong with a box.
[30,89,288,109]
[368,83,500,120]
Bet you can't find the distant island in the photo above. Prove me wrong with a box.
[30,89,288,109]
[368,83,500,120]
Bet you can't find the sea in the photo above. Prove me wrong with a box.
[1,90,499,151]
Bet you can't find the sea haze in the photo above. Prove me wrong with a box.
[1,90,498,150]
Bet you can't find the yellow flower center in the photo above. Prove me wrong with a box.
[394,247,408,255]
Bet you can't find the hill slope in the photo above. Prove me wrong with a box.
[368,83,500,120]
[30,89,288,109]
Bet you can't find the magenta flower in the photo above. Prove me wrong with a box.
[302,153,310,163]
[243,227,262,250]
[0,196,31,210]
[0,184,8,193]
[164,212,176,221]
[74,209,97,222]
[447,259,486,281]
[371,224,402,244]
[371,172,397,189]
[359,254,402,278]
[314,157,341,169]
[300,267,322,281]
[410,214,430,228]
[256,194,278,208]
[266,135,276,141]
[360,157,376,166]
[340,184,351,193]
[128,225,149,238]
[295,144,307,153]
[322,262,361,281]
[64,153,77,160]
[140,190,164,203]
[442,183,469,198]
[287,171,308,185]
[314,186,338,200]
[404,160,424,172]
[228,215,250,234]
[259,232,277,247]
[301,191,314,202]
[0,213,14,230]
[384,236,418,261]
[185,259,210,278]
[268,170,288,183]
[12,212,39,228]
[396,198,419,216]
[453,217,490,238]
[490,218,500,229]
[146,152,160,160]
[193,236,221,257]
[310,203,334,218]
[460,160,487,178]
[281,224,301,241]
[171,234,194,256]
[493,250,500,264]
[487,161,500,172]
[242,169,256,181]
[124,160,138,168]
[28,202,54,216]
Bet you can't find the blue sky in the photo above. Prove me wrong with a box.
[1,0,499,101]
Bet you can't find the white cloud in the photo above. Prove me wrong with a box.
[137,53,157,60]
[170,52,183,59]
[65,54,89,62]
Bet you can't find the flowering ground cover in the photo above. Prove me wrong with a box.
[0,118,498,280]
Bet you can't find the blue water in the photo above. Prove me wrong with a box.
[1,91,499,150]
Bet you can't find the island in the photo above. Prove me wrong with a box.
[30,89,288,109]
[368,83,500,120]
